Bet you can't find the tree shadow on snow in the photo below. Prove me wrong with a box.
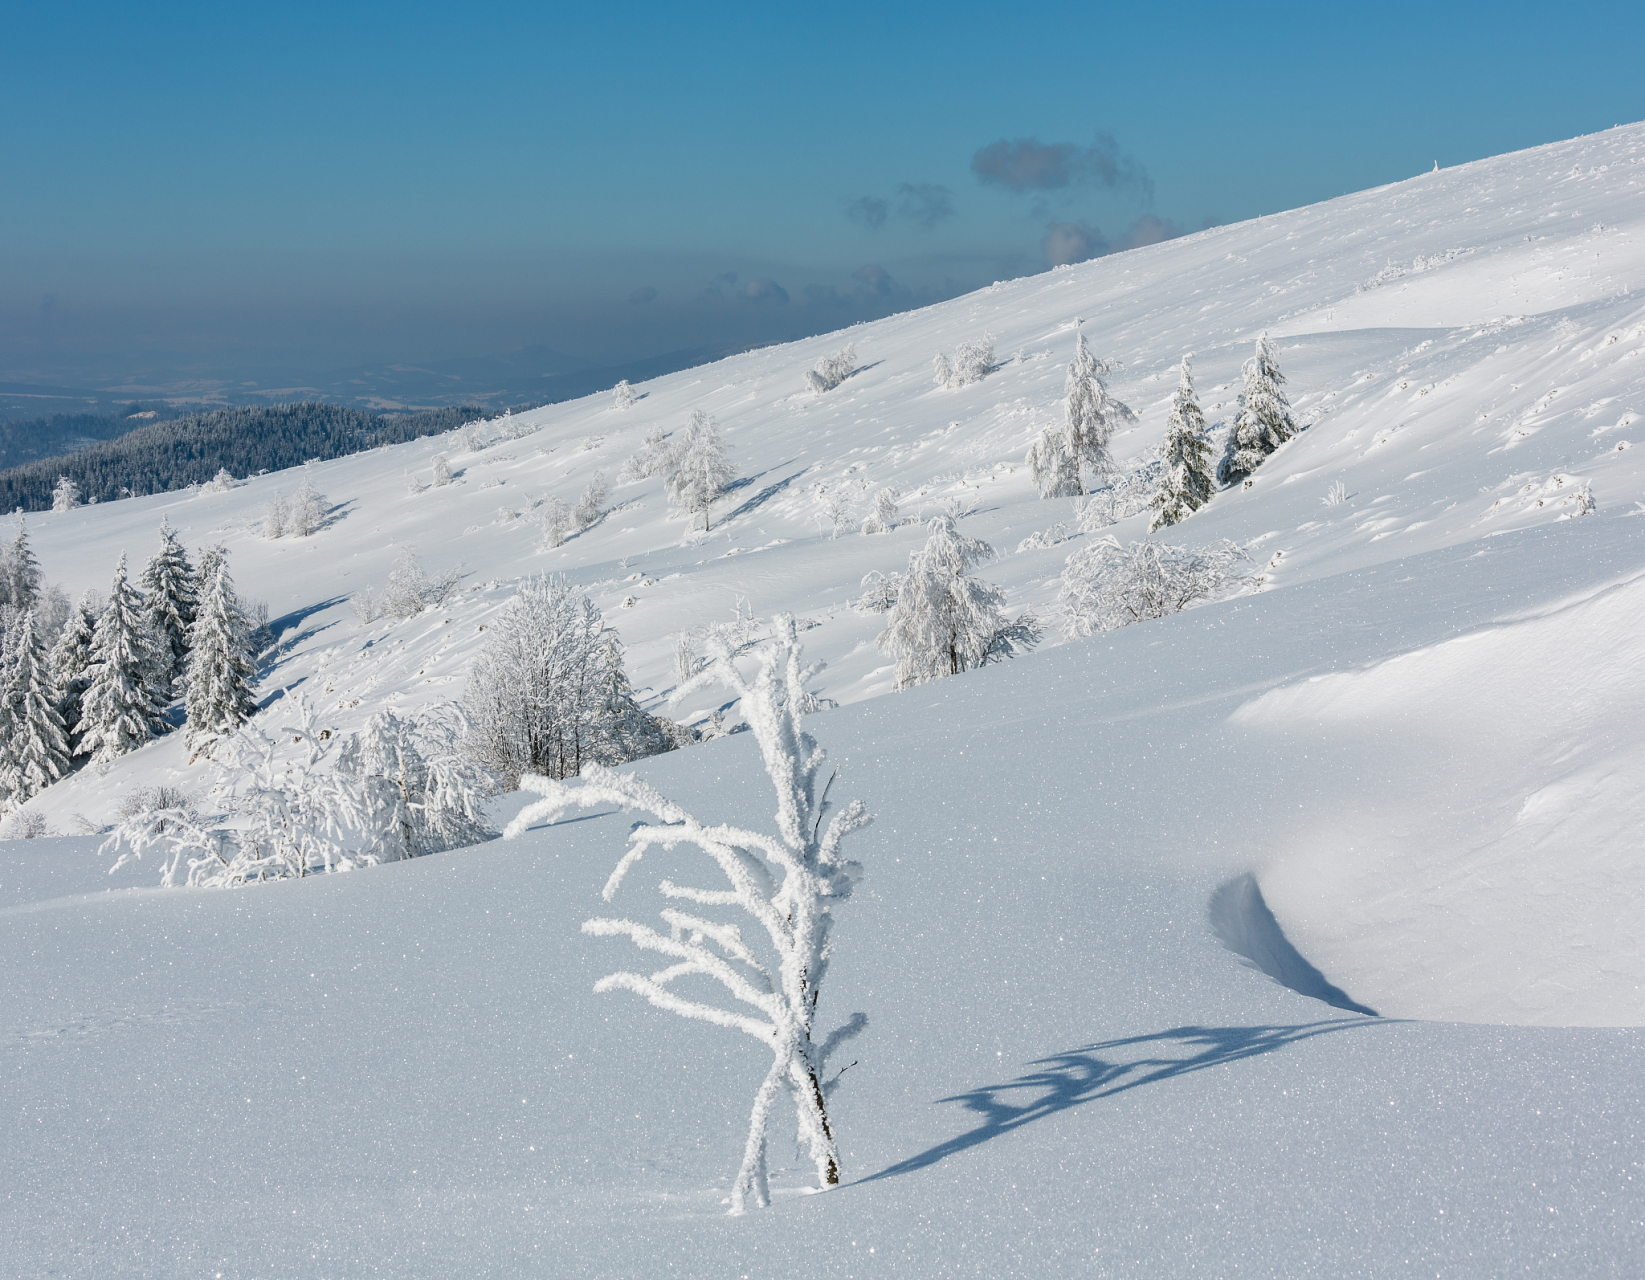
[724,464,807,521]
[858,1018,1390,1185]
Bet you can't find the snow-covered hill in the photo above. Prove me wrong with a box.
[5,123,1645,1276]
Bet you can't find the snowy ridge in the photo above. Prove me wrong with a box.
[4,123,1645,1276]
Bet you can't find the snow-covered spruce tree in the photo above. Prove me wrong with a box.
[183,558,259,756]
[463,575,653,787]
[77,555,166,762]
[1064,328,1135,488]
[1148,356,1216,531]
[878,514,1038,688]
[859,486,899,534]
[502,616,871,1214]
[805,343,857,395]
[49,592,97,750]
[1,518,42,612]
[51,477,81,511]
[1059,535,1250,638]
[0,610,72,802]
[1222,332,1299,484]
[139,517,197,699]
[665,410,735,531]
[1027,424,1082,499]
[575,470,608,530]
[612,380,636,409]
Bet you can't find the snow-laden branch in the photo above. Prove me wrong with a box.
[506,614,872,1213]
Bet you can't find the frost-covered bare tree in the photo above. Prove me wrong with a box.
[1148,356,1216,531]
[620,426,677,482]
[612,379,636,409]
[1064,328,1134,487]
[288,470,328,537]
[1221,332,1298,484]
[878,515,1037,688]
[859,486,899,534]
[263,492,289,538]
[1059,536,1250,637]
[665,411,736,531]
[853,569,903,613]
[539,496,573,548]
[1027,423,1082,499]
[575,471,608,530]
[932,338,995,389]
[502,616,871,1213]
[805,343,857,395]
[379,549,460,619]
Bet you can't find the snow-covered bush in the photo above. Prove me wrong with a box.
[406,472,427,496]
[502,615,871,1214]
[673,630,701,688]
[613,379,636,409]
[1059,536,1250,638]
[51,476,80,511]
[461,423,486,452]
[383,549,460,619]
[462,575,674,787]
[878,515,1038,687]
[1322,480,1350,507]
[432,455,453,487]
[853,569,904,613]
[204,468,237,493]
[620,426,677,482]
[575,471,608,530]
[665,411,735,531]
[106,699,496,888]
[805,343,857,395]
[933,339,995,389]
[2,810,51,839]
[1015,521,1071,553]
[1148,356,1216,531]
[860,486,899,534]
[1220,332,1298,484]
[819,485,855,538]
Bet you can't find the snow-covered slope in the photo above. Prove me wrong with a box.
[5,124,1645,1276]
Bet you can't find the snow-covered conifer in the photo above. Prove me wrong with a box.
[0,610,72,802]
[1027,424,1082,499]
[575,471,608,530]
[139,517,197,698]
[1148,356,1216,530]
[1223,332,1298,484]
[805,344,857,395]
[49,592,97,749]
[502,616,871,1213]
[1064,328,1134,487]
[77,555,166,762]
[878,515,1035,688]
[860,486,899,534]
[182,555,259,755]
[592,637,672,763]
[51,477,80,511]
[2,519,42,612]
[665,411,735,531]
[612,379,636,409]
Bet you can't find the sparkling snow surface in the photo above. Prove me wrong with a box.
[5,124,1645,1276]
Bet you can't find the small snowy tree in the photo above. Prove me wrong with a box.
[1059,536,1250,637]
[1064,328,1134,487]
[0,610,72,802]
[288,470,327,537]
[1148,356,1216,531]
[805,344,857,395]
[0,518,43,612]
[502,616,871,1214]
[432,455,453,487]
[183,559,259,756]
[860,486,899,534]
[621,426,678,482]
[933,339,995,389]
[77,554,166,762]
[49,592,97,750]
[204,468,237,493]
[575,471,608,530]
[140,517,197,699]
[613,379,637,409]
[665,411,736,531]
[379,549,459,619]
[1027,424,1082,499]
[878,515,1035,688]
[51,477,81,511]
[1222,332,1298,484]
[853,569,903,613]
[263,492,289,538]
[538,496,572,548]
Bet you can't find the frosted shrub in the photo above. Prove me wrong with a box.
[1322,480,1350,507]
[575,471,608,530]
[461,423,486,452]
[1059,536,1250,638]
[432,455,453,487]
[503,616,871,1214]
[406,472,427,495]
[613,379,636,409]
[1027,424,1081,499]
[204,468,237,493]
[853,569,903,613]
[933,339,995,389]
[51,476,81,511]
[621,426,677,481]
[860,486,899,534]
[2,810,52,839]
[820,486,854,538]
[382,549,460,619]
[673,630,702,688]
[1015,521,1070,553]
[805,343,857,395]
[508,413,537,440]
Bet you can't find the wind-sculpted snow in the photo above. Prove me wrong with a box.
[4,123,1645,1274]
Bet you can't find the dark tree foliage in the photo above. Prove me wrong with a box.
[0,405,187,471]
[0,403,489,512]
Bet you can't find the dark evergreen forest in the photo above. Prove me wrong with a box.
[0,403,488,512]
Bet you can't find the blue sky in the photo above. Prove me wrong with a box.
[4,0,1643,382]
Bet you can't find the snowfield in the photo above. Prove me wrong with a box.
[5,122,1645,1276]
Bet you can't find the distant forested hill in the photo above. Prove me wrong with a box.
[0,405,195,471]
[0,403,488,512]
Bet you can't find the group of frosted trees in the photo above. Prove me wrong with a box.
[619,409,736,531]
[1028,329,1298,531]
[0,517,260,811]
